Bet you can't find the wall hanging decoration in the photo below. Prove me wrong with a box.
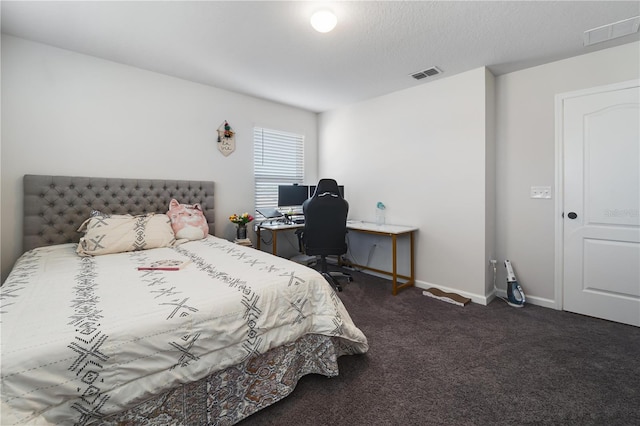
[217,120,235,156]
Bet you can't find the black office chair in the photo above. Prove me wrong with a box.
[300,179,352,291]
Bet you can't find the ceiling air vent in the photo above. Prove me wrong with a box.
[411,66,442,80]
[584,16,640,46]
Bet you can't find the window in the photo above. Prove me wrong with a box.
[254,127,304,212]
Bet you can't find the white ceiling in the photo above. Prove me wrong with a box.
[2,1,639,112]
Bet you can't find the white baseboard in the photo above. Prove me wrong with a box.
[492,288,558,309]
[353,269,559,309]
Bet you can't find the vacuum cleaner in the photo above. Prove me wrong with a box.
[504,260,526,308]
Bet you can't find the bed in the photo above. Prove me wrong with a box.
[1,175,369,425]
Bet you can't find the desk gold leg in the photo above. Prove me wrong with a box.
[257,227,261,250]
[392,234,398,295]
[410,231,415,283]
[272,231,277,256]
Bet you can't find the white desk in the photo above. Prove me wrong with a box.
[256,221,303,256]
[257,220,418,295]
[346,221,418,295]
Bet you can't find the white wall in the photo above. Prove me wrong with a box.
[495,41,639,307]
[1,36,318,281]
[484,69,497,296]
[3,34,637,305]
[319,41,640,307]
[319,68,494,302]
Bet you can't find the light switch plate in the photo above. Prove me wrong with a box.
[531,186,552,199]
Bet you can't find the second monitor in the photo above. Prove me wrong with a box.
[278,184,345,209]
[278,184,309,208]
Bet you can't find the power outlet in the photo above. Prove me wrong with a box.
[530,186,552,199]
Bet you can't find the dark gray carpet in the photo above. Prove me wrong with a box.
[239,268,640,425]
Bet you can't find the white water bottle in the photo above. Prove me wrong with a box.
[375,202,386,226]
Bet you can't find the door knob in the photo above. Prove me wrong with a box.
[567,212,578,219]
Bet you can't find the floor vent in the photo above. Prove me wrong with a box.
[410,66,442,80]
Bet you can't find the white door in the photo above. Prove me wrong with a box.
[562,82,640,327]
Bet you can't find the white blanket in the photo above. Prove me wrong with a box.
[1,236,368,425]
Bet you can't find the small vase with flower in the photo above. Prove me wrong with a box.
[229,212,254,240]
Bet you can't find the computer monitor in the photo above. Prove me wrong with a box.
[309,185,344,198]
[277,184,309,208]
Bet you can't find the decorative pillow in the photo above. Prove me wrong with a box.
[166,199,209,241]
[90,209,110,218]
[76,213,176,256]
[77,210,111,234]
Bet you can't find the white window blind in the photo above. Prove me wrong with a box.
[254,127,304,211]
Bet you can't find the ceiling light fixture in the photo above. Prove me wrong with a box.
[310,10,337,33]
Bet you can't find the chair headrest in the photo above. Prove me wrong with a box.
[312,179,340,197]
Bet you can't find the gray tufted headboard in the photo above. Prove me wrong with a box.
[23,175,215,252]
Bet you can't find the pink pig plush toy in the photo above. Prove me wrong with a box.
[167,199,209,240]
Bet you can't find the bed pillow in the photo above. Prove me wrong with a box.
[167,199,209,241]
[76,210,111,234]
[76,213,176,256]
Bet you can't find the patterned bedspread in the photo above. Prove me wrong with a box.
[1,236,368,425]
